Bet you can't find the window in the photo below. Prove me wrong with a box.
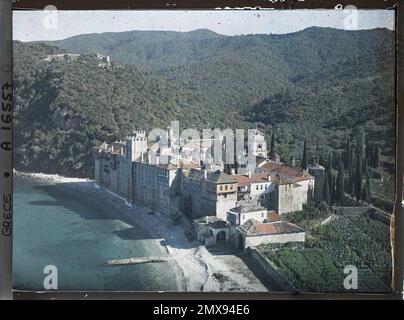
[260,185,263,190]
[256,185,259,190]
[220,186,223,191]
[225,185,228,191]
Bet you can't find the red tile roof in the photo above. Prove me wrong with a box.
[260,162,302,176]
[260,162,313,183]
[232,173,270,187]
[239,219,304,236]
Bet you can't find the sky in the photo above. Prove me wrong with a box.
[13,9,395,42]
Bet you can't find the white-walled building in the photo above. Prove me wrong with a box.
[235,219,306,251]
[227,204,267,226]
[256,161,315,214]
[233,172,276,207]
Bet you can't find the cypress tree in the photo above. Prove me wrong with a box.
[301,140,308,170]
[361,182,370,203]
[336,160,345,204]
[328,152,333,171]
[348,146,354,173]
[332,175,336,204]
[366,171,371,201]
[314,139,319,164]
[323,172,331,206]
[319,153,324,167]
[347,156,354,195]
[363,158,368,176]
[374,145,380,168]
[355,126,365,161]
[270,132,276,157]
[326,153,333,197]
[355,156,363,201]
[365,138,371,167]
[349,172,356,195]
[355,126,365,175]
[366,139,376,168]
[345,136,351,170]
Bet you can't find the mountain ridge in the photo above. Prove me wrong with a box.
[13,26,395,177]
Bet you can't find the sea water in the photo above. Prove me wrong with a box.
[12,175,180,291]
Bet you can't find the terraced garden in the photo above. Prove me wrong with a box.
[257,213,392,292]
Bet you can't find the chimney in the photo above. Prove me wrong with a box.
[248,170,252,179]
[231,168,236,175]
[203,169,207,179]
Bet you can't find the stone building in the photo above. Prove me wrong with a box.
[235,219,306,251]
[307,163,325,202]
[92,141,129,198]
[232,172,276,207]
[227,203,268,226]
[193,216,230,246]
[132,160,181,215]
[256,161,315,214]
[93,128,318,230]
[96,53,111,67]
[248,129,268,158]
[181,169,238,220]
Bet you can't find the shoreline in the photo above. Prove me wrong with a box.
[15,171,268,292]
[13,170,91,184]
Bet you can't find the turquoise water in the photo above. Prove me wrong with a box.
[13,176,180,291]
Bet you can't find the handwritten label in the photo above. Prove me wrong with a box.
[1,81,12,237]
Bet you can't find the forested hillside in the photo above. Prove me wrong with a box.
[14,27,395,178]
[13,42,239,176]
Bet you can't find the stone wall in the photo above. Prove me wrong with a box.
[249,248,296,292]
[117,155,128,197]
[243,232,306,249]
[181,176,237,220]
[277,184,294,214]
[182,178,216,218]
[216,193,237,220]
[277,179,312,215]
[333,206,370,216]
[308,167,324,202]
[132,162,179,215]
[94,158,100,184]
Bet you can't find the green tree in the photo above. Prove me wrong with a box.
[345,135,351,170]
[301,140,308,170]
[355,156,363,201]
[270,132,276,157]
[323,172,331,206]
[336,160,345,204]
[361,181,370,203]
[374,145,380,168]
